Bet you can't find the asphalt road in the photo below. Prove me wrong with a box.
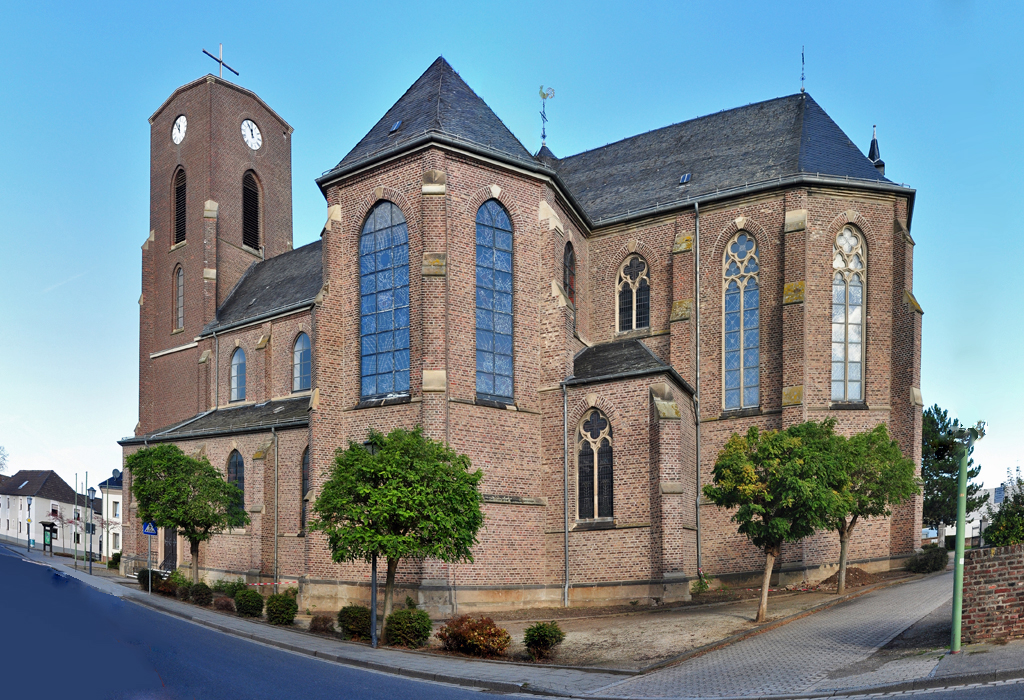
[0,545,497,700]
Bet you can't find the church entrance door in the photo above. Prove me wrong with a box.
[160,528,177,570]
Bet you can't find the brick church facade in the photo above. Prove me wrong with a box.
[120,58,924,614]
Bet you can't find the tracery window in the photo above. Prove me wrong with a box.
[300,448,309,531]
[228,450,245,511]
[577,409,613,519]
[293,332,311,392]
[475,199,514,401]
[360,201,411,398]
[173,168,186,245]
[242,172,260,250]
[174,266,184,330]
[563,242,576,306]
[723,232,760,410]
[831,227,866,401]
[230,348,246,402]
[617,255,650,332]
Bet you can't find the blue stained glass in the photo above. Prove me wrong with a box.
[495,230,512,251]
[725,369,740,389]
[477,309,493,331]
[376,249,391,269]
[377,311,393,331]
[477,245,494,267]
[478,331,494,351]
[494,376,513,396]
[475,199,514,400]
[392,224,408,245]
[494,333,513,355]
[377,331,394,351]
[744,348,759,368]
[361,294,376,315]
[360,254,375,276]
[393,245,408,266]
[394,306,409,329]
[477,373,493,393]
[726,261,741,276]
[743,387,759,406]
[494,353,512,376]
[743,309,759,329]
[477,287,493,310]
[849,285,862,305]
[744,288,759,309]
[494,209,511,231]
[477,351,494,372]
[395,349,410,371]
[375,230,390,252]
[378,353,394,373]
[725,312,740,332]
[476,225,493,246]
[360,275,375,295]
[376,268,392,290]
[377,290,393,311]
[494,312,512,335]
[476,267,493,289]
[361,315,376,335]
[361,356,375,376]
[495,292,512,314]
[725,292,740,312]
[832,362,845,380]
[725,389,740,409]
[744,259,759,274]
[395,371,410,391]
[495,271,512,293]
[725,331,740,351]
[744,328,759,349]
[378,373,393,393]
[394,287,409,308]
[360,234,374,255]
[724,233,759,408]
[494,250,512,272]
[725,351,741,370]
[362,376,376,396]
[361,336,375,356]
[745,367,759,387]
[394,265,409,288]
[395,329,410,349]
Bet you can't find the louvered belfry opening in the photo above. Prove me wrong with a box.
[242,172,260,250]
[173,169,186,244]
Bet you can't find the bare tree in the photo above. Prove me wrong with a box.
[0,446,7,473]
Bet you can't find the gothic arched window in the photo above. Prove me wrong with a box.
[360,201,411,398]
[242,172,260,250]
[831,227,866,401]
[228,450,245,511]
[293,332,311,392]
[617,255,650,332]
[563,242,576,306]
[173,169,187,245]
[174,266,184,331]
[475,199,514,401]
[300,447,310,531]
[230,348,246,402]
[577,408,613,520]
[723,232,760,410]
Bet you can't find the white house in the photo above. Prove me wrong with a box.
[97,469,123,561]
[0,470,101,558]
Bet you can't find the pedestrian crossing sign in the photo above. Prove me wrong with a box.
[142,522,158,536]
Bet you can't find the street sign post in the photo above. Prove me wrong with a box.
[143,522,157,594]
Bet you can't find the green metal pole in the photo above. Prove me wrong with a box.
[951,432,974,653]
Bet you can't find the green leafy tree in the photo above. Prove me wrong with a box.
[985,478,1024,547]
[703,422,843,622]
[311,427,484,640]
[824,423,919,594]
[923,405,988,529]
[127,444,249,584]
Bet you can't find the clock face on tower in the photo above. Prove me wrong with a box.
[171,115,187,144]
[241,119,262,150]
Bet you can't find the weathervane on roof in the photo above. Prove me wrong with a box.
[203,44,239,79]
[539,86,555,145]
[800,46,805,93]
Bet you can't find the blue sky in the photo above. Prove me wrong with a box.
[0,1,1018,492]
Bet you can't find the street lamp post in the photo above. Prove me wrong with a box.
[951,421,985,654]
[26,496,32,552]
[87,486,96,575]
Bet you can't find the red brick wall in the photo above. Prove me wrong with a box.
[963,545,1024,642]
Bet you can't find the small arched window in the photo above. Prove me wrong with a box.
[300,448,310,531]
[228,450,245,510]
[475,199,514,401]
[617,255,650,332]
[832,227,866,402]
[242,172,260,250]
[577,408,613,520]
[360,201,411,398]
[723,232,760,410]
[293,332,311,392]
[173,169,187,245]
[174,266,184,330]
[563,242,576,307]
[230,348,246,402]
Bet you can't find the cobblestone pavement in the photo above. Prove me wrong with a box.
[590,571,953,698]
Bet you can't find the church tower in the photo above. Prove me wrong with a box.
[138,75,293,433]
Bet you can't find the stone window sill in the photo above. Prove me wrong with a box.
[830,402,869,411]
[719,406,762,420]
[572,518,615,531]
[474,395,517,411]
[355,393,411,410]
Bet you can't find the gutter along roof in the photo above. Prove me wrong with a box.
[119,397,309,446]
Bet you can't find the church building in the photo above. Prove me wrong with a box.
[119,57,924,614]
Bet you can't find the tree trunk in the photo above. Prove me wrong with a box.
[380,557,400,641]
[190,540,200,584]
[837,518,856,596]
[757,546,779,623]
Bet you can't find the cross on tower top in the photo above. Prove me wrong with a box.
[202,44,239,79]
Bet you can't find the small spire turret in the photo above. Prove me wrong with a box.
[868,125,885,176]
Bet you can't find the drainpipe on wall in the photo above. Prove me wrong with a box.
[273,426,279,595]
[563,381,569,607]
[213,330,220,409]
[694,202,703,574]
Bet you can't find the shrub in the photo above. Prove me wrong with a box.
[945,534,956,551]
[155,578,178,597]
[985,484,1024,547]
[214,597,236,613]
[266,593,299,625]
[190,582,213,606]
[309,613,336,635]
[691,576,710,595]
[284,587,299,599]
[906,547,949,574]
[176,584,192,602]
[523,621,565,660]
[107,552,122,569]
[436,615,511,657]
[136,569,165,589]
[167,568,191,588]
[385,608,432,648]
[337,605,372,640]
[235,589,265,618]
[212,578,248,598]
[405,596,418,609]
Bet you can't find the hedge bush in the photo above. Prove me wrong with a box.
[266,593,299,625]
[214,597,235,613]
[234,589,265,617]
[309,613,336,635]
[436,615,511,657]
[212,578,248,598]
[176,584,192,602]
[523,621,565,660]
[190,582,213,606]
[337,605,372,640]
[906,547,949,573]
[107,552,121,569]
[384,608,432,648]
[136,569,164,589]
[155,578,178,597]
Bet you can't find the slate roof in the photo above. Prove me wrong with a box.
[568,339,692,394]
[553,93,890,223]
[120,396,309,445]
[202,240,322,334]
[0,470,78,504]
[320,57,535,181]
[98,470,122,490]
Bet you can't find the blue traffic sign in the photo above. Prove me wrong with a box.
[142,522,158,536]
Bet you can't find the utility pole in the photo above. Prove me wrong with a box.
[951,422,985,653]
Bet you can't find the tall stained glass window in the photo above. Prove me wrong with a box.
[228,450,245,514]
[475,199,514,401]
[723,232,759,410]
[577,409,613,520]
[617,255,650,332]
[174,266,184,330]
[230,348,246,402]
[360,201,411,398]
[831,227,866,401]
[563,242,576,306]
[293,332,311,392]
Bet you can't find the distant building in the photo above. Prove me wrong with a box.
[98,469,123,560]
[0,470,100,557]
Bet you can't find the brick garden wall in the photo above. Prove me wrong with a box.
[962,544,1024,642]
